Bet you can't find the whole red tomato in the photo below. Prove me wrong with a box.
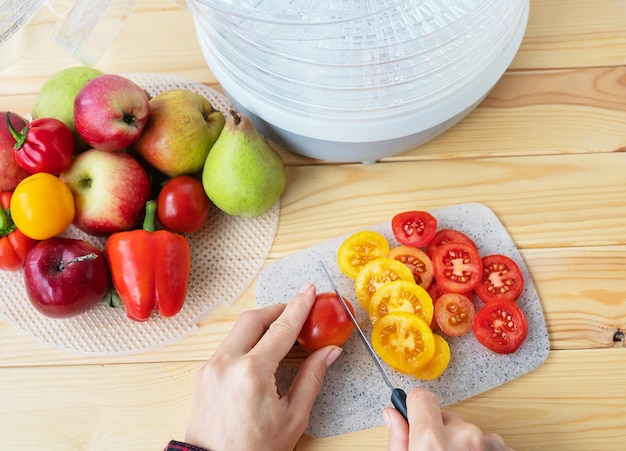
[157,176,211,234]
[297,292,354,353]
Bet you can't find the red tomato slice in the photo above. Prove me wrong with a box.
[474,254,525,303]
[473,300,528,354]
[434,293,476,337]
[431,242,483,293]
[297,292,354,353]
[427,279,471,304]
[387,245,434,289]
[391,211,437,248]
[427,229,477,257]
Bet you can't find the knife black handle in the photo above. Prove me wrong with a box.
[391,388,408,422]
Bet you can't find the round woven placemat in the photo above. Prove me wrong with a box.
[0,73,279,355]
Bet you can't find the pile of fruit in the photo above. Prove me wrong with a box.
[1,66,286,322]
[336,210,529,380]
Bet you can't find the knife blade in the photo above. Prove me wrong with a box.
[319,261,408,421]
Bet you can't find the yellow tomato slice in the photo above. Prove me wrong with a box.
[368,280,434,326]
[354,257,414,311]
[387,245,434,289]
[371,311,436,374]
[337,230,390,279]
[413,334,451,380]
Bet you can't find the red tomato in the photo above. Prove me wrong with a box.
[297,292,355,353]
[157,176,211,234]
[475,254,524,303]
[434,293,476,337]
[431,242,483,293]
[391,211,437,248]
[427,228,477,257]
[473,300,528,354]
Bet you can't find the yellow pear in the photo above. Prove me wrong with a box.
[133,89,225,177]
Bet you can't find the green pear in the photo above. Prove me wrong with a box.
[202,110,286,217]
[32,66,104,151]
[133,89,225,177]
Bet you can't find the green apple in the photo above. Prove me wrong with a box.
[132,89,225,177]
[32,66,104,151]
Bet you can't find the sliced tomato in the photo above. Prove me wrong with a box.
[427,229,477,257]
[427,279,471,305]
[337,230,390,279]
[391,211,437,248]
[297,292,355,353]
[475,254,525,303]
[473,300,528,354]
[368,280,434,326]
[431,242,483,293]
[434,293,476,337]
[413,334,451,380]
[354,257,415,311]
[387,245,434,289]
[371,311,436,374]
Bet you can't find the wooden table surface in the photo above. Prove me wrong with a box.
[1,0,626,449]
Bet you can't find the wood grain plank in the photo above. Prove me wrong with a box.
[523,246,626,349]
[0,348,624,450]
[274,153,626,253]
[512,0,626,70]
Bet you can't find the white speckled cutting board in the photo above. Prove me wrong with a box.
[255,202,550,438]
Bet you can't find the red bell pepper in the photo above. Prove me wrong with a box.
[105,200,191,321]
[0,192,39,271]
[6,112,74,175]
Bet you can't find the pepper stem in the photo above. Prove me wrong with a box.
[58,253,98,271]
[0,206,16,237]
[5,112,26,150]
[143,200,157,232]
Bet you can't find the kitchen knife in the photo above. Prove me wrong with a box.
[319,261,409,422]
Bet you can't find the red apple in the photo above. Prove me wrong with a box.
[0,111,30,191]
[74,74,150,152]
[59,149,152,236]
[23,238,110,318]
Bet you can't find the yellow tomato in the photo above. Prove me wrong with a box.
[354,257,414,310]
[371,311,436,374]
[337,230,390,279]
[10,172,75,240]
[368,280,434,326]
[413,334,451,380]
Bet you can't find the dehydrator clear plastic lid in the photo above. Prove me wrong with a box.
[185,0,482,26]
[191,0,527,113]
[183,0,412,24]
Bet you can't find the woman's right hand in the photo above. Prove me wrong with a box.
[384,389,513,451]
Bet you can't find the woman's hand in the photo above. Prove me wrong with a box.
[384,389,512,451]
[184,282,342,451]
